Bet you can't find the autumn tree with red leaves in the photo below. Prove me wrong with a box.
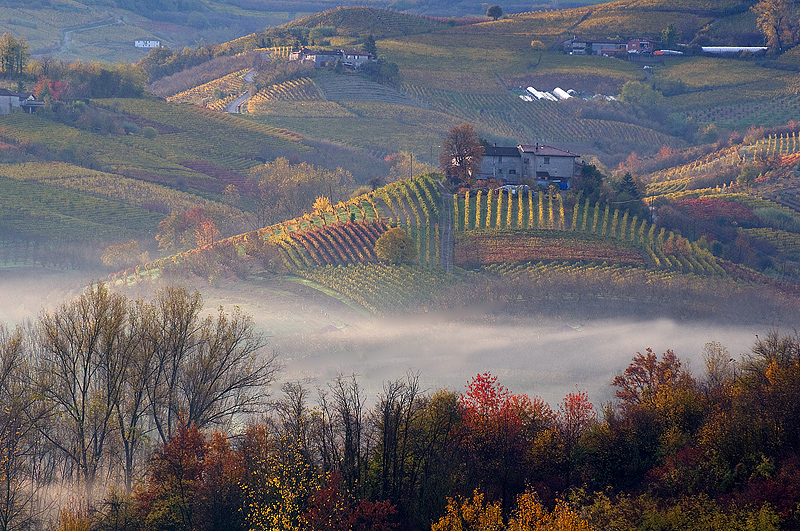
[557,390,596,485]
[459,373,553,516]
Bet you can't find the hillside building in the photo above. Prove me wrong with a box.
[134,40,161,49]
[562,37,659,55]
[480,143,581,188]
[289,48,375,69]
[0,89,43,115]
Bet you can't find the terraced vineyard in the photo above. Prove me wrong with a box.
[167,69,250,110]
[0,175,163,243]
[402,85,685,146]
[480,260,730,305]
[454,190,723,274]
[645,147,744,188]
[316,75,421,106]
[686,96,800,128]
[249,78,324,103]
[122,174,443,286]
[0,113,211,186]
[89,98,306,187]
[644,133,800,196]
[455,229,645,267]
[740,227,800,257]
[0,162,236,216]
[297,262,458,314]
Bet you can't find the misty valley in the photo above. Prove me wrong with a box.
[3,0,800,527]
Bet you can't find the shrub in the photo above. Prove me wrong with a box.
[121,121,140,135]
[374,227,417,264]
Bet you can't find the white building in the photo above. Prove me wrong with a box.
[0,89,43,115]
[135,40,161,49]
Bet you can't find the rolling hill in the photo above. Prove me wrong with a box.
[2,0,800,322]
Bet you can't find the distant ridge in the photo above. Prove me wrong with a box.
[285,6,450,38]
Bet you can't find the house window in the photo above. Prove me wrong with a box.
[498,156,502,162]
[524,158,529,164]
[509,169,516,174]
[543,157,550,164]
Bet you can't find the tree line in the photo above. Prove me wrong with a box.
[0,282,277,529]
[2,282,799,529]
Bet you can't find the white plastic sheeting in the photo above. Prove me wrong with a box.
[553,87,572,100]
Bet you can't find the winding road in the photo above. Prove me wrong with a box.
[226,69,257,113]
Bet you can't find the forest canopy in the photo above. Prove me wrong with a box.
[1,285,798,530]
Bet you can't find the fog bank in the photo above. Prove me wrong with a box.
[0,272,776,409]
[270,312,763,407]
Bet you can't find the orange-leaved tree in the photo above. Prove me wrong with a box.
[612,348,691,409]
[135,419,247,531]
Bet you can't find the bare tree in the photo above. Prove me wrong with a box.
[0,325,38,531]
[181,306,276,429]
[439,124,484,187]
[318,375,366,497]
[146,286,204,446]
[373,373,421,502]
[36,282,134,500]
[147,287,276,445]
[115,299,158,493]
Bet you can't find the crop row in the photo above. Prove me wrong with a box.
[316,75,418,106]
[645,178,691,196]
[249,77,323,105]
[455,189,566,232]
[740,227,800,257]
[481,260,724,296]
[372,175,442,266]
[0,176,162,243]
[454,229,644,267]
[129,185,389,281]
[289,7,445,37]
[0,162,225,215]
[646,146,743,185]
[0,114,213,184]
[167,69,249,108]
[277,220,389,268]
[93,98,303,145]
[402,84,681,146]
[296,262,457,314]
[687,95,800,127]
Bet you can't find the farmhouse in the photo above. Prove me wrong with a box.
[0,89,43,115]
[480,143,581,187]
[289,48,375,69]
[134,40,161,49]
[563,37,659,55]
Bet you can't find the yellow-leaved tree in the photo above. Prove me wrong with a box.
[374,227,417,264]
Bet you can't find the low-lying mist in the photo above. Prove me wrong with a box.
[0,271,780,410]
[270,311,762,407]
